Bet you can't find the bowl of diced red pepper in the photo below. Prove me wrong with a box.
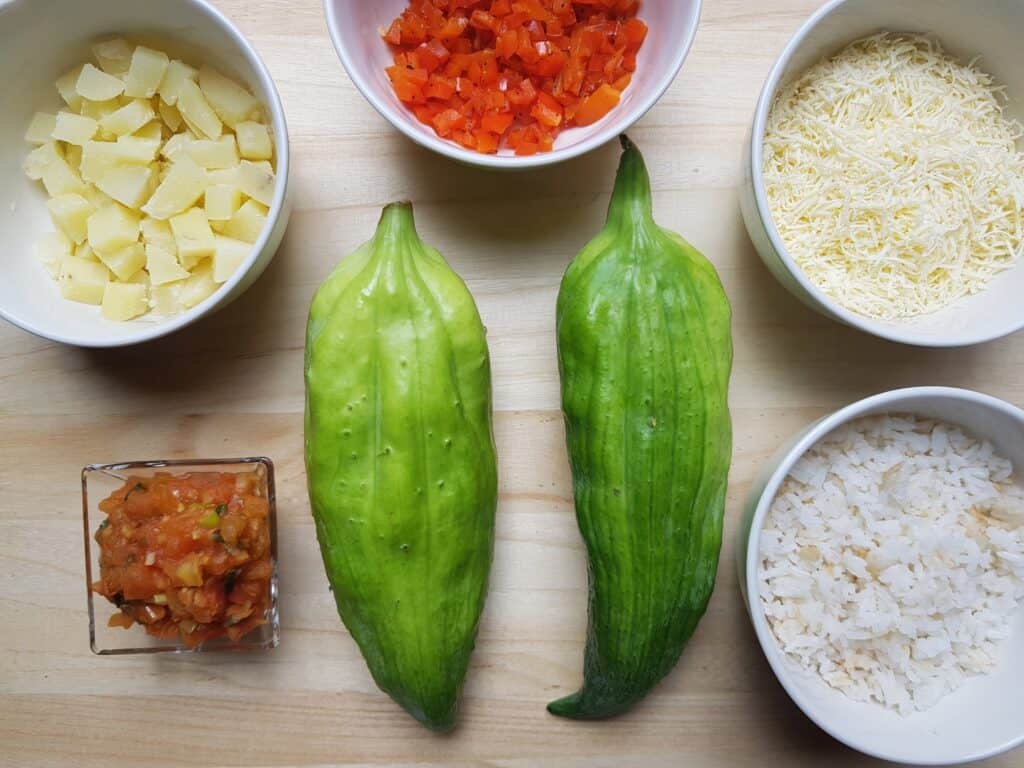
[324,0,702,168]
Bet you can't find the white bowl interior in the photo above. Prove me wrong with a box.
[0,0,286,347]
[325,0,701,168]
[745,388,1024,765]
[753,0,1024,347]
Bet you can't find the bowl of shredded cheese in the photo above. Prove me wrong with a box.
[740,0,1024,347]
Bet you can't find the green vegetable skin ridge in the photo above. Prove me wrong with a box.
[304,202,497,732]
[549,138,733,719]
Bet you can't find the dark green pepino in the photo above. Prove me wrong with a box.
[304,202,497,732]
[549,137,733,720]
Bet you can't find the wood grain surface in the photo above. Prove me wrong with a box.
[3,1,1023,766]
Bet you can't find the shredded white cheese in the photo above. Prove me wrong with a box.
[764,33,1024,319]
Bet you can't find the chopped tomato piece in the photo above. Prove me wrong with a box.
[383,0,647,154]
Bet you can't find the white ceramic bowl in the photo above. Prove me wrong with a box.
[738,387,1024,765]
[323,0,701,169]
[739,0,1024,348]
[0,0,290,348]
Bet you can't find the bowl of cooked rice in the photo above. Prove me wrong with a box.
[739,387,1024,765]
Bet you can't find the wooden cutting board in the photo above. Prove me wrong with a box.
[3,1,1023,766]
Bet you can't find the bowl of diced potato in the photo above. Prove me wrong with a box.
[0,0,290,347]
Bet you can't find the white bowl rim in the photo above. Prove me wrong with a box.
[0,0,291,349]
[323,0,703,170]
[743,385,1024,765]
[748,0,1024,349]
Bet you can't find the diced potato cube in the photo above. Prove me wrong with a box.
[42,154,87,197]
[37,231,72,278]
[52,112,98,145]
[81,137,160,182]
[212,235,250,283]
[170,207,216,268]
[92,38,134,75]
[75,242,98,262]
[146,244,190,285]
[158,100,183,132]
[198,66,261,128]
[205,184,241,221]
[99,99,155,137]
[186,135,238,169]
[180,259,218,308]
[158,59,197,106]
[209,219,229,235]
[24,142,61,180]
[235,121,272,160]
[124,269,151,286]
[96,165,156,209]
[221,199,268,243]
[56,65,85,110]
[141,217,178,257]
[150,281,184,315]
[178,79,222,139]
[102,282,148,321]
[236,160,275,206]
[25,113,57,144]
[97,242,146,281]
[59,255,109,304]
[160,132,192,161]
[124,46,169,99]
[141,155,207,220]
[47,193,94,244]
[76,63,125,101]
[87,203,140,255]
[206,167,238,186]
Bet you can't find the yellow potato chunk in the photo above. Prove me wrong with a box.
[170,207,216,268]
[25,113,57,145]
[24,142,61,180]
[75,242,98,262]
[96,165,156,209]
[177,79,222,140]
[92,38,134,75]
[206,167,239,186]
[76,63,125,101]
[87,203,140,256]
[99,99,155,137]
[146,244,190,286]
[102,282,148,321]
[158,59,197,106]
[205,184,241,221]
[65,143,83,172]
[142,155,207,220]
[56,65,85,110]
[47,193,94,244]
[198,66,261,128]
[158,100,183,132]
[80,137,159,183]
[82,184,113,210]
[52,112,98,145]
[150,281,184,315]
[124,46,169,99]
[59,256,109,305]
[98,242,146,281]
[236,160,275,207]
[235,121,272,161]
[212,235,251,283]
[132,120,163,141]
[180,259,218,308]
[221,199,268,243]
[187,135,238,169]
[141,217,178,257]
[42,154,87,197]
[37,231,72,278]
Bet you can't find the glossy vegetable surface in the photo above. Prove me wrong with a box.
[550,137,733,719]
[92,470,273,647]
[304,202,497,731]
[384,0,647,154]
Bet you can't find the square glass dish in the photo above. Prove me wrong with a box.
[82,457,280,655]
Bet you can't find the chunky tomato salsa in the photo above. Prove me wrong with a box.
[93,470,273,647]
